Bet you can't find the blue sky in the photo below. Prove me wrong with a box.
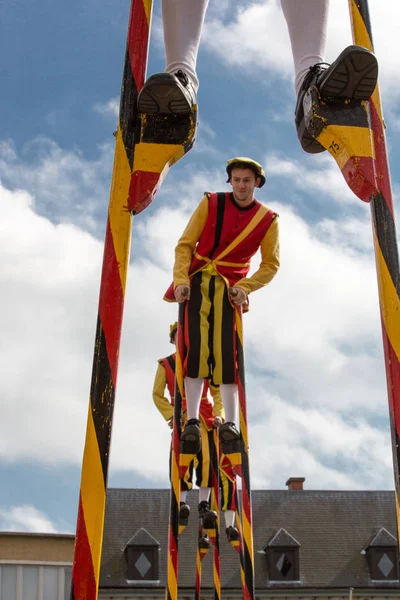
[1,0,400,534]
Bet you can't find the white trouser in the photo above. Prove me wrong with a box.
[185,377,239,428]
[162,0,330,94]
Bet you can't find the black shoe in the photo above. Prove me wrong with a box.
[198,501,218,529]
[137,70,197,115]
[198,533,210,550]
[295,45,378,154]
[181,417,201,444]
[226,526,240,543]
[180,418,201,455]
[179,502,190,521]
[219,422,240,442]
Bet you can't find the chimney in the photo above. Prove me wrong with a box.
[285,477,305,491]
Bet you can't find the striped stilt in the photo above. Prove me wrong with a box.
[71,0,196,596]
[348,0,400,546]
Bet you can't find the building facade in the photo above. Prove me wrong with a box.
[99,481,400,599]
[0,532,73,600]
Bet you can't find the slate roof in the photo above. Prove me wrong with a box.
[100,488,400,594]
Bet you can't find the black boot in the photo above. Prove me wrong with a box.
[198,533,210,550]
[219,422,240,442]
[295,45,378,154]
[180,418,201,455]
[137,70,197,115]
[198,501,218,530]
[179,502,190,521]
[226,525,240,543]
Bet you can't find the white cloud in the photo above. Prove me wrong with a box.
[0,505,58,534]
[93,98,119,119]
[0,139,395,494]
[0,138,113,234]
[266,152,360,206]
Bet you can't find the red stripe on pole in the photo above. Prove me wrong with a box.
[341,155,377,203]
[381,320,400,433]
[129,170,161,214]
[127,0,150,91]
[72,498,97,599]
[98,220,124,385]
[370,101,393,213]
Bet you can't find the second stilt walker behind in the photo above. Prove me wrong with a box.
[164,157,280,453]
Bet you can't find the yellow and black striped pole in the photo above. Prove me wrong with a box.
[71,0,197,596]
[70,1,152,597]
[167,303,186,600]
[306,0,400,546]
[234,307,255,600]
[194,523,210,600]
[347,0,400,544]
[211,428,221,600]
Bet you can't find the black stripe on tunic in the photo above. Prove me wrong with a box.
[222,285,236,383]
[209,192,226,259]
[207,275,216,382]
[186,272,202,377]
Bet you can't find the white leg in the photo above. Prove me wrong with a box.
[184,376,204,420]
[281,0,330,94]
[220,383,238,427]
[162,0,209,92]
[198,487,211,503]
[224,509,236,529]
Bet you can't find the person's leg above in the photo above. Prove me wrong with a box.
[137,0,208,115]
[281,0,378,153]
[219,383,241,444]
[180,377,203,451]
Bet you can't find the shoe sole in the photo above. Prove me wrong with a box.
[202,512,218,529]
[138,73,192,115]
[179,506,190,520]
[219,427,240,442]
[319,45,378,100]
[297,116,325,154]
[181,426,200,443]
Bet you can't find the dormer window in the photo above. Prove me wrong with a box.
[262,528,300,582]
[364,528,398,582]
[124,528,160,583]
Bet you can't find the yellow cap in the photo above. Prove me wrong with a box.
[169,321,178,343]
[226,157,266,188]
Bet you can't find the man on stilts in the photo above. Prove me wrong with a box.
[164,157,280,456]
[153,321,240,542]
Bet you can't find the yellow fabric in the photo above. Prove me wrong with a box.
[209,385,224,420]
[195,270,234,385]
[152,363,174,421]
[173,195,209,287]
[235,216,280,295]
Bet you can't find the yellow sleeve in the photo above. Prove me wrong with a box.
[153,363,174,421]
[209,384,225,420]
[173,195,209,287]
[234,215,280,295]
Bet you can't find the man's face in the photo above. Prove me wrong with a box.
[230,167,260,206]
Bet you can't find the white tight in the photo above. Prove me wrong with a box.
[161,0,330,94]
[185,377,239,428]
[162,0,209,92]
[281,0,330,94]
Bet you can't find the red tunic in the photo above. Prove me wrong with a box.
[164,191,276,300]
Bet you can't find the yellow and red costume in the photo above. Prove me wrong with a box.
[164,192,279,384]
[153,352,236,509]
